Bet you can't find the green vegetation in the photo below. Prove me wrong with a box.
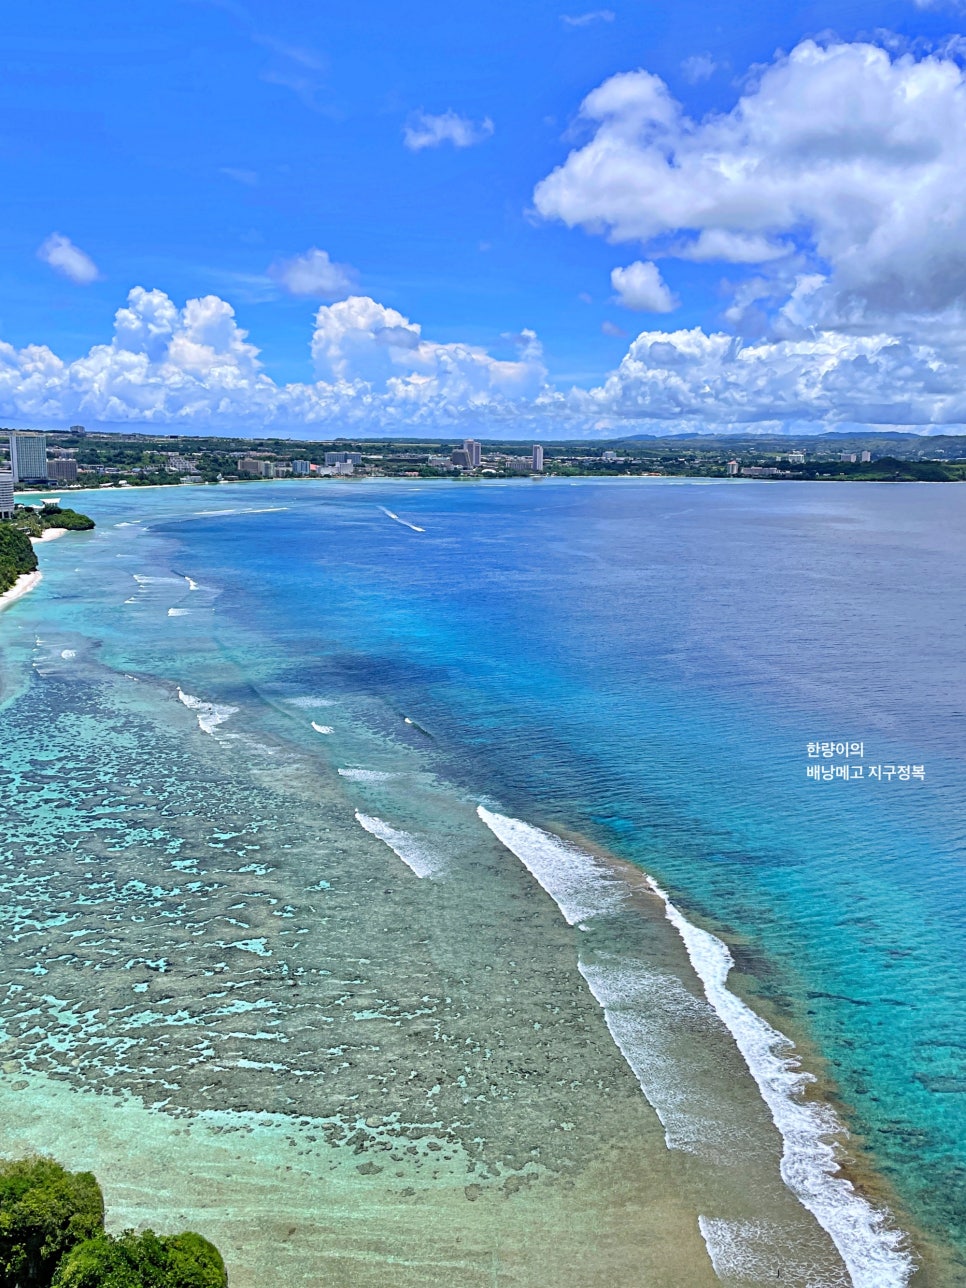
[11,505,96,539]
[0,505,94,596]
[0,1158,227,1288]
[0,523,38,595]
[52,1230,227,1288]
[0,1157,103,1287]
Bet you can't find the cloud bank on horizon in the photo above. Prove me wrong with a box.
[11,33,966,438]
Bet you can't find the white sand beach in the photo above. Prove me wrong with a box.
[0,570,42,613]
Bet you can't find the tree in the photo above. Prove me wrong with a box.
[0,1156,104,1288]
[51,1229,227,1288]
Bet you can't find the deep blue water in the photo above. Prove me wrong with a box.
[7,476,966,1274]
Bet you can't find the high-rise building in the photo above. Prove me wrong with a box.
[8,432,48,483]
[450,448,472,468]
[48,458,79,483]
[291,459,312,476]
[463,439,481,468]
[324,451,362,467]
[726,460,739,476]
[0,470,14,518]
[860,450,872,463]
[532,444,544,472]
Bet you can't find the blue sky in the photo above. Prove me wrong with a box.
[3,0,966,437]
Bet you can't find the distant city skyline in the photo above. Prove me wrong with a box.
[3,2,966,437]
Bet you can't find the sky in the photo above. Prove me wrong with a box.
[3,0,966,438]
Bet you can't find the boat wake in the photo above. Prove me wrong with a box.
[379,506,425,533]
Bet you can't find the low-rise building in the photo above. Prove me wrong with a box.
[239,457,276,478]
[507,457,533,474]
[48,458,79,483]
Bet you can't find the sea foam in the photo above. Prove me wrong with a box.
[354,812,443,879]
[649,876,913,1288]
[177,689,238,736]
[696,1217,841,1286]
[479,804,912,1287]
[338,768,398,783]
[578,955,743,1160]
[476,806,624,924]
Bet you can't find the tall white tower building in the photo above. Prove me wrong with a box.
[0,470,13,518]
[532,444,544,472]
[8,432,48,483]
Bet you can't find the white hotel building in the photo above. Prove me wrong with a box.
[8,432,48,484]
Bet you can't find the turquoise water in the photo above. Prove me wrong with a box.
[1,478,964,1284]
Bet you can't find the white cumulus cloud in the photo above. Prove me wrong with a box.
[269,247,356,298]
[403,110,494,151]
[3,283,966,437]
[534,39,966,316]
[37,234,100,285]
[611,261,678,312]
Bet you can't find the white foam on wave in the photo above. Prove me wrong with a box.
[476,806,624,925]
[285,696,335,709]
[354,812,443,879]
[379,506,425,533]
[648,877,913,1288]
[578,956,743,1159]
[167,608,189,617]
[311,722,333,735]
[133,573,183,585]
[698,1216,847,1287]
[60,649,76,660]
[177,688,239,736]
[184,575,200,591]
[338,768,398,782]
[478,804,911,1286]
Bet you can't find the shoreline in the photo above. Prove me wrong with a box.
[0,570,42,614]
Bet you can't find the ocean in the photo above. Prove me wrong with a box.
[0,477,963,1286]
